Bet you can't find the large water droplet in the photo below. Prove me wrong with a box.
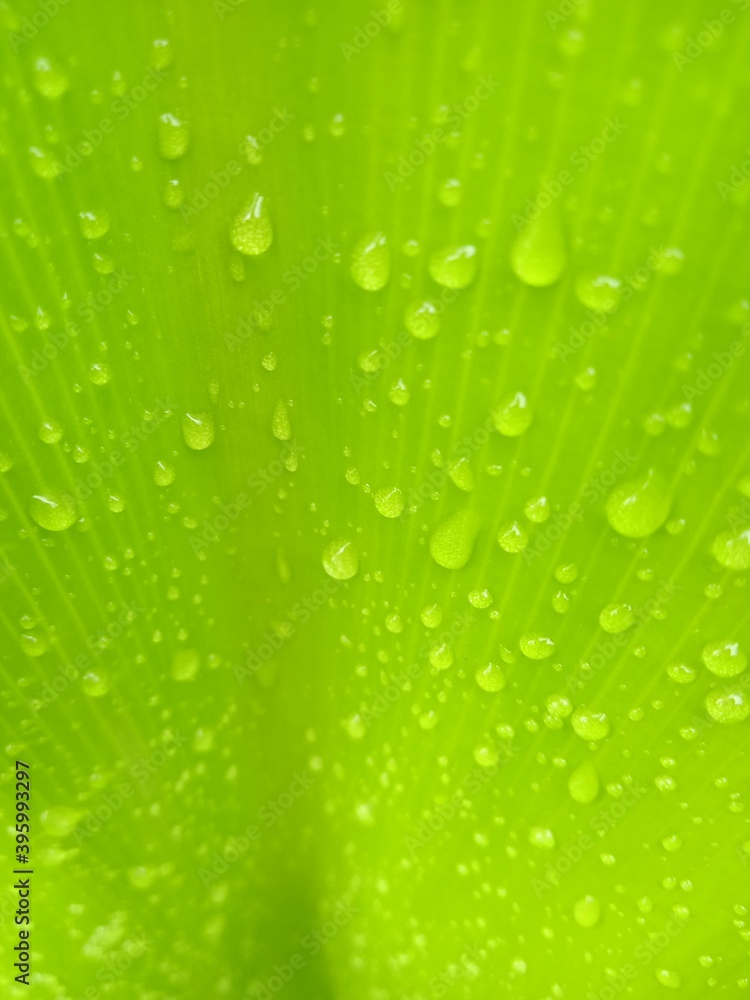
[158,113,190,160]
[374,487,404,518]
[492,391,533,437]
[428,244,478,289]
[405,300,440,340]
[605,469,671,538]
[475,662,506,692]
[573,895,601,928]
[182,412,215,451]
[350,232,390,290]
[429,509,480,569]
[571,706,610,741]
[568,762,599,803]
[711,528,750,570]
[575,273,621,312]
[323,538,359,580]
[706,685,749,724]
[230,194,273,256]
[29,491,77,531]
[510,207,566,287]
[519,633,555,659]
[599,603,635,634]
[702,640,746,678]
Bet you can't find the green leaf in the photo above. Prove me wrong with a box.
[2,0,750,997]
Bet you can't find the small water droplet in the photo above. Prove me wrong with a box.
[428,244,478,289]
[182,412,215,451]
[29,491,77,531]
[374,487,404,518]
[605,469,671,538]
[429,509,480,569]
[702,640,746,678]
[572,706,610,742]
[510,206,566,287]
[158,112,190,160]
[492,391,533,436]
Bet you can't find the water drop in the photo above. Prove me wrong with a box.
[475,662,506,692]
[492,391,533,436]
[350,232,390,290]
[497,521,529,553]
[428,244,478,289]
[429,509,480,569]
[568,762,599,803]
[82,671,109,697]
[154,461,175,486]
[230,194,273,256]
[573,895,601,928]
[605,469,671,538]
[575,273,621,312]
[29,491,77,531]
[78,210,109,240]
[702,640,746,678]
[510,206,566,287]
[33,56,69,98]
[182,412,215,451]
[374,487,404,518]
[529,827,555,849]
[474,744,498,768]
[711,528,750,570]
[519,633,555,659]
[405,300,440,340]
[172,648,200,681]
[421,604,442,628]
[572,707,610,742]
[599,603,635,634]
[272,401,292,441]
[158,113,189,159]
[322,539,359,580]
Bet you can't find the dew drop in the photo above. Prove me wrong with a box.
[519,633,555,659]
[575,273,621,312]
[182,412,215,451]
[497,521,529,553]
[230,194,273,256]
[702,639,746,678]
[29,491,77,532]
[428,244,478,289]
[78,210,109,240]
[568,762,599,803]
[172,648,200,681]
[271,401,292,441]
[322,538,359,580]
[82,670,110,697]
[572,706,610,742]
[605,469,671,538]
[429,509,480,569]
[573,895,601,928]
[474,744,498,768]
[599,603,635,634]
[32,56,69,98]
[492,391,532,436]
[374,487,404,518]
[158,112,189,160]
[350,232,390,291]
[154,461,175,486]
[475,662,506,692]
[711,528,750,570]
[404,300,440,340]
[510,206,566,287]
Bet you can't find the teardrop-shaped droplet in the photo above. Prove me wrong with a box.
[182,412,215,451]
[230,194,273,256]
[511,206,566,287]
[429,509,480,569]
[158,113,190,160]
[605,469,671,538]
[350,232,390,290]
[428,244,478,289]
[29,491,77,532]
[322,538,359,580]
